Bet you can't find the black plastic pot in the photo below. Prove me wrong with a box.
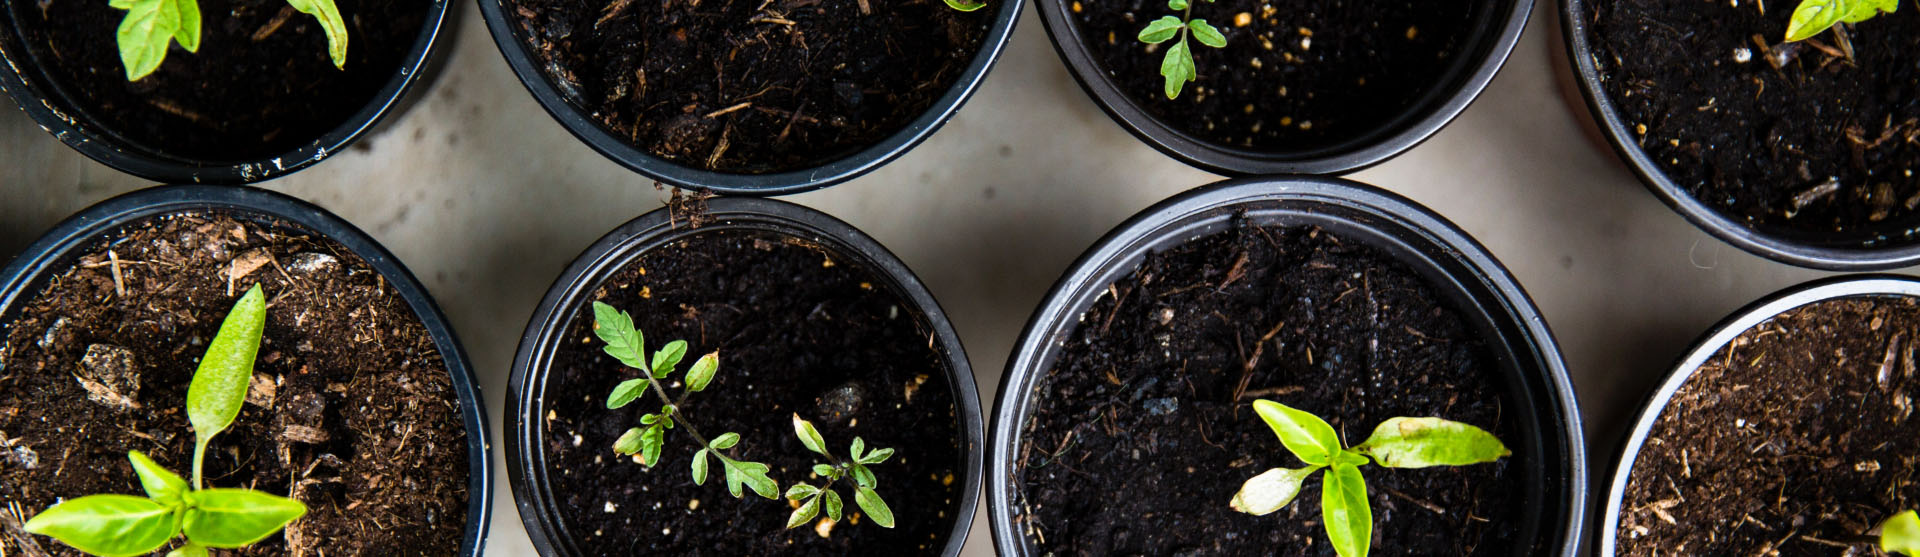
[0,2,456,184]
[1557,2,1920,270]
[1597,274,1920,555]
[987,176,1588,555]
[476,0,1019,196]
[1034,0,1530,175]
[506,197,985,554]
[0,185,494,553]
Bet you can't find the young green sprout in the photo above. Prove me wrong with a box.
[1136,0,1227,99]
[111,0,348,81]
[594,302,778,500]
[1783,0,1894,46]
[783,415,897,529]
[1884,510,1920,556]
[23,285,307,557]
[1229,399,1509,557]
[944,0,987,12]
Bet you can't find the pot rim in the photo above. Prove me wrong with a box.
[0,0,453,184]
[0,184,495,555]
[1031,0,1532,175]
[473,0,1022,196]
[986,175,1589,555]
[504,196,984,555]
[1596,274,1920,555]
[1556,0,1920,270]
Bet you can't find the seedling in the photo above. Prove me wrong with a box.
[782,415,897,529]
[594,302,778,500]
[22,285,307,557]
[944,0,987,12]
[1783,0,1894,45]
[1229,399,1509,557]
[1136,0,1227,99]
[111,0,348,81]
[1884,510,1919,556]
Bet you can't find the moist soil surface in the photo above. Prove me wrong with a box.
[1073,0,1480,151]
[1617,296,1920,554]
[506,0,988,174]
[1586,0,1920,245]
[1016,221,1524,555]
[9,0,429,161]
[0,214,470,556]
[540,229,965,555]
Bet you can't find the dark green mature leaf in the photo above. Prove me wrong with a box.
[691,449,711,485]
[613,427,645,455]
[22,495,177,557]
[1252,400,1343,466]
[709,432,740,450]
[282,0,348,68]
[1229,466,1316,516]
[182,489,306,548]
[607,378,649,409]
[1161,39,1195,99]
[591,302,646,370]
[1884,510,1920,556]
[189,285,266,448]
[1189,19,1226,47]
[944,0,987,11]
[651,340,688,378]
[685,352,719,392]
[1138,16,1184,44]
[111,0,185,81]
[854,487,894,528]
[1321,465,1372,557]
[822,489,844,522]
[793,415,828,456]
[128,451,188,505]
[786,496,820,529]
[1355,417,1510,468]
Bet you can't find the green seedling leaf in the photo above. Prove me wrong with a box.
[181,489,306,548]
[173,0,200,52]
[1252,400,1343,466]
[850,463,877,489]
[128,451,188,505]
[607,378,649,409]
[813,464,838,478]
[1167,0,1188,10]
[822,489,844,521]
[614,427,645,456]
[188,284,266,489]
[1355,417,1510,468]
[861,447,895,465]
[1785,0,1865,41]
[786,495,820,529]
[1320,465,1372,557]
[1189,19,1226,47]
[1883,510,1920,556]
[1229,466,1316,516]
[639,413,663,425]
[691,449,711,485]
[685,352,719,392]
[1138,16,1184,43]
[167,543,210,557]
[591,302,646,370]
[1842,0,1897,21]
[785,484,820,500]
[944,0,987,11]
[793,414,829,456]
[850,437,867,461]
[283,0,348,68]
[22,495,177,557]
[1333,449,1370,467]
[651,340,688,378]
[722,460,778,499]
[1160,39,1196,99]
[639,423,666,466]
[710,432,740,450]
[854,487,894,528]
[113,0,184,81]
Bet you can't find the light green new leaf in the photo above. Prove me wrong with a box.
[1167,0,1189,10]
[1160,39,1196,99]
[685,352,719,392]
[1189,19,1226,48]
[691,449,711,485]
[854,487,894,528]
[181,489,306,548]
[173,0,199,52]
[709,432,741,450]
[943,0,987,11]
[1332,449,1370,467]
[1355,417,1510,468]
[850,437,867,461]
[1842,0,1897,22]
[812,464,838,478]
[591,302,646,370]
[607,378,649,409]
[114,0,181,81]
[128,451,188,505]
[1229,466,1316,516]
[821,489,844,522]
[861,447,895,465]
[722,460,778,499]
[1883,510,1920,556]
[785,484,821,500]
[793,414,828,456]
[1321,465,1372,557]
[1252,400,1343,466]
[283,0,349,68]
[613,427,646,456]
[638,423,666,466]
[650,340,688,378]
[1138,16,1184,44]
[1784,0,1889,41]
[786,495,820,529]
[167,543,210,557]
[22,495,178,557]
[189,284,266,489]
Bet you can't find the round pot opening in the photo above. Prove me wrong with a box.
[988,176,1587,555]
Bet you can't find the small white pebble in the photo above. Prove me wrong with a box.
[605,502,618,513]
[1299,37,1311,50]
[1732,47,1751,63]
[663,528,672,535]
[572,434,583,447]
[1735,418,1747,427]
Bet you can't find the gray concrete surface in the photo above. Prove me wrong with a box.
[0,3,1867,554]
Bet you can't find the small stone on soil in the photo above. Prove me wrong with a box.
[39,316,73,351]
[286,252,341,275]
[77,343,142,410]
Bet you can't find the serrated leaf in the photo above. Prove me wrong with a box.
[22,495,177,557]
[793,414,828,456]
[861,447,895,465]
[1189,19,1226,48]
[181,489,306,548]
[685,352,719,392]
[691,449,710,485]
[943,0,987,10]
[1355,417,1510,468]
[723,460,778,499]
[591,302,647,370]
[613,427,646,455]
[786,496,820,529]
[1229,466,1316,516]
[1252,400,1343,466]
[1161,39,1194,99]
[854,487,894,528]
[128,451,188,505]
[850,463,876,489]
[1137,15,1184,44]
[1883,510,1920,555]
[282,0,348,68]
[710,432,740,450]
[639,423,665,466]
[1321,465,1372,557]
[607,378,649,409]
[651,340,687,378]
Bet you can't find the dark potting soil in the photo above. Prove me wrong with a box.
[1587,0,1920,243]
[505,0,988,174]
[0,214,470,556]
[540,229,965,555]
[1072,0,1480,151]
[1016,221,1523,555]
[1617,296,1920,554]
[8,0,429,161]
